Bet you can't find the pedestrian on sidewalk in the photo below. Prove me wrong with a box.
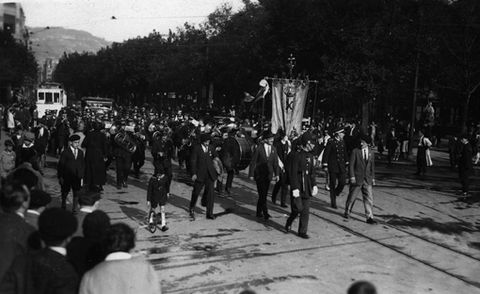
[344,135,377,224]
[415,129,432,176]
[457,134,473,197]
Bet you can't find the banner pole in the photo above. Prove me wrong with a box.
[312,83,318,120]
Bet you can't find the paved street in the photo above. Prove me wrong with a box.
[38,143,480,294]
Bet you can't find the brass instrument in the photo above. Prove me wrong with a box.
[114,131,137,153]
[152,130,163,142]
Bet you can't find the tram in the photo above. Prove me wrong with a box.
[35,82,67,118]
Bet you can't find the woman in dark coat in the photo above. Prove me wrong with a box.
[82,122,108,191]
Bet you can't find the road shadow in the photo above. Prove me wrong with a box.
[377,214,476,234]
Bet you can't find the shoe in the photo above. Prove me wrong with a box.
[343,212,349,219]
[331,204,338,209]
[189,209,195,220]
[256,213,263,218]
[366,218,377,224]
[123,182,128,188]
[284,224,291,233]
[264,213,271,221]
[161,226,169,232]
[206,215,216,220]
[280,204,288,208]
[298,233,310,239]
[225,189,231,195]
[116,185,122,190]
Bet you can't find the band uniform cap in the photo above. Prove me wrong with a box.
[24,132,35,142]
[69,134,81,141]
[300,132,314,146]
[200,132,211,143]
[333,127,345,134]
[4,139,14,147]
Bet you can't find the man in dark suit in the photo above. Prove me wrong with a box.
[457,134,474,197]
[0,183,36,284]
[322,127,348,209]
[0,207,79,294]
[344,135,377,224]
[248,130,280,220]
[272,129,290,207]
[58,134,85,213]
[189,133,218,220]
[285,133,318,239]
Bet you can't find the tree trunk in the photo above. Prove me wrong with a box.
[361,96,369,134]
[460,93,470,133]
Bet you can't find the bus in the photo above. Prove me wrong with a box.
[36,82,67,118]
[81,97,114,113]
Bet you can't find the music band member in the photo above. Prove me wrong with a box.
[248,130,279,221]
[189,133,218,220]
[82,121,108,192]
[113,123,133,189]
[58,134,85,213]
[344,135,377,224]
[285,132,318,239]
[322,127,348,209]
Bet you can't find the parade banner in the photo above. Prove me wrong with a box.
[271,79,309,135]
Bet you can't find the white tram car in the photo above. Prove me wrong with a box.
[36,82,67,117]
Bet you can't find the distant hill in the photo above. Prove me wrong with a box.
[28,26,111,65]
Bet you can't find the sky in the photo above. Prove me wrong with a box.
[15,0,245,42]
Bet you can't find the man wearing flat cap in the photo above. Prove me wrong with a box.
[285,132,318,238]
[58,134,85,213]
[322,127,348,209]
[249,130,280,221]
[189,132,218,220]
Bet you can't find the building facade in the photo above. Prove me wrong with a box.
[0,2,28,46]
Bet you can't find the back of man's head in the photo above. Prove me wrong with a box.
[7,168,38,191]
[0,183,30,213]
[347,281,377,294]
[105,223,135,254]
[39,207,77,247]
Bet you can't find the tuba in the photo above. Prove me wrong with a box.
[114,131,137,153]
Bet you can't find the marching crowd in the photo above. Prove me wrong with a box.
[0,100,478,293]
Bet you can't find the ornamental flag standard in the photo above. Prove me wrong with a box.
[271,79,309,136]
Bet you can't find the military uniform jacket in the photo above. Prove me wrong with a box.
[322,138,348,173]
[288,150,316,198]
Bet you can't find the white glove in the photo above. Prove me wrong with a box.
[312,186,318,196]
[292,189,300,198]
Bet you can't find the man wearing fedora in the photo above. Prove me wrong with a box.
[58,134,85,213]
[189,132,218,220]
[322,127,348,209]
[249,130,280,221]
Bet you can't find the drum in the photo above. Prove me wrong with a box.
[234,137,254,170]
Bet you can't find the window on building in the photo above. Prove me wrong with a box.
[3,14,16,34]
[54,93,59,103]
[38,92,45,101]
[45,92,52,103]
